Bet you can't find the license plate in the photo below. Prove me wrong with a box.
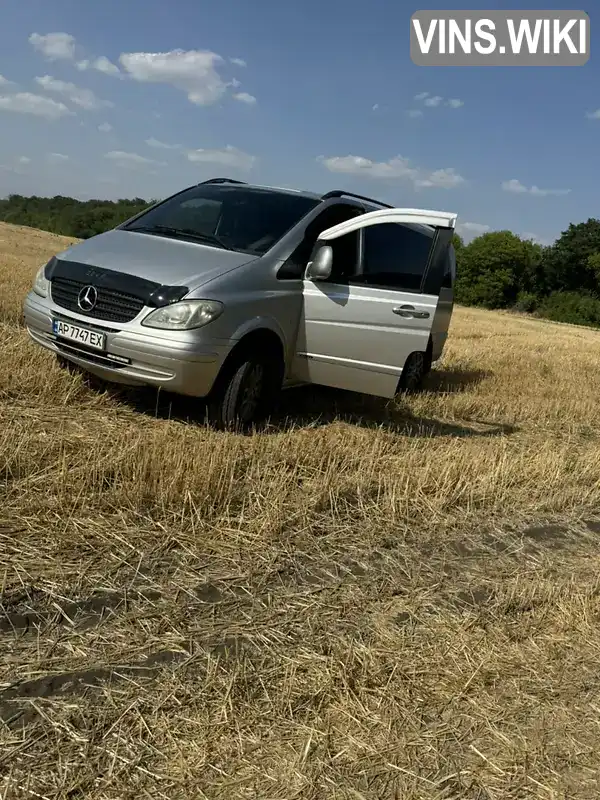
[52,319,106,350]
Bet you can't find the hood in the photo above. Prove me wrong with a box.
[58,229,256,288]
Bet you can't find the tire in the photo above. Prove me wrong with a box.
[207,351,283,431]
[397,351,427,393]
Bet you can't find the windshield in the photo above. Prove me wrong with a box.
[123,184,320,255]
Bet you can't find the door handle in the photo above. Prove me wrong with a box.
[392,305,430,319]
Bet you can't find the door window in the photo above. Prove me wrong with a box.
[351,222,435,292]
[328,230,360,282]
[278,203,364,280]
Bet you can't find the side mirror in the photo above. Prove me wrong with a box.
[306,245,333,281]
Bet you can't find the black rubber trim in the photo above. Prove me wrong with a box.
[44,257,189,308]
[321,190,394,209]
[421,228,454,296]
[199,177,247,185]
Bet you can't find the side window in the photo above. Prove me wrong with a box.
[354,223,434,292]
[277,204,364,280]
[328,231,360,283]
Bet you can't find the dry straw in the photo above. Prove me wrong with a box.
[1,221,600,798]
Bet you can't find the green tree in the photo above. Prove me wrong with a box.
[0,194,150,238]
[455,230,541,309]
[541,218,600,295]
[536,291,600,328]
[586,251,600,284]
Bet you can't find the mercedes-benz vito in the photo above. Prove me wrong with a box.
[23,177,458,428]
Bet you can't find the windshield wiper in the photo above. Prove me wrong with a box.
[128,225,232,250]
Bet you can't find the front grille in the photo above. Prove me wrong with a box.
[51,277,145,323]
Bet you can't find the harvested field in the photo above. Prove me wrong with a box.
[2,220,600,798]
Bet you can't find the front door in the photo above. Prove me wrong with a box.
[293,208,458,399]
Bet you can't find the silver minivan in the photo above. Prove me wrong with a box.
[23,178,458,428]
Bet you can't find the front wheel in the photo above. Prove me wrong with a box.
[206,353,282,431]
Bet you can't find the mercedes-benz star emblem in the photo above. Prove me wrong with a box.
[77,285,98,312]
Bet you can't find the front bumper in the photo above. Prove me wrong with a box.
[23,291,230,398]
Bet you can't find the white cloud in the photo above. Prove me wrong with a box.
[119,49,229,106]
[98,122,112,132]
[29,32,76,61]
[104,150,165,169]
[0,75,13,86]
[78,56,121,77]
[415,168,464,189]
[585,109,600,119]
[186,145,256,170]
[92,56,121,76]
[414,92,464,110]
[528,231,550,244]
[522,231,552,246]
[320,155,417,180]
[372,103,379,111]
[0,154,34,173]
[502,179,528,193]
[1,155,33,173]
[145,137,180,149]
[317,154,465,189]
[458,221,491,239]
[407,109,423,118]
[501,178,570,196]
[233,91,256,105]
[47,152,69,162]
[529,186,571,196]
[0,92,73,119]
[35,75,112,111]
[230,57,247,67]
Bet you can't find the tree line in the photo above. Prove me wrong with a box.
[1,192,599,329]
[0,194,151,240]
[452,220,600,328]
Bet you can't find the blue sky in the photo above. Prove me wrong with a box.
[0,0,597,244]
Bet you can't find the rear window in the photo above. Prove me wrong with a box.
[124,185,320,255]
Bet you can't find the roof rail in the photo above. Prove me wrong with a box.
[321,190,394,209]
[199,177,248,185]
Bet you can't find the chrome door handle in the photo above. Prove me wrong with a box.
[393,305,430,319]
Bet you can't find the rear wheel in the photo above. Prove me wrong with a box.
[397,351,427,393]
[207,351,283,431]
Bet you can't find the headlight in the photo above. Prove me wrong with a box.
[141,299,224,330]
[33,265,49,298]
